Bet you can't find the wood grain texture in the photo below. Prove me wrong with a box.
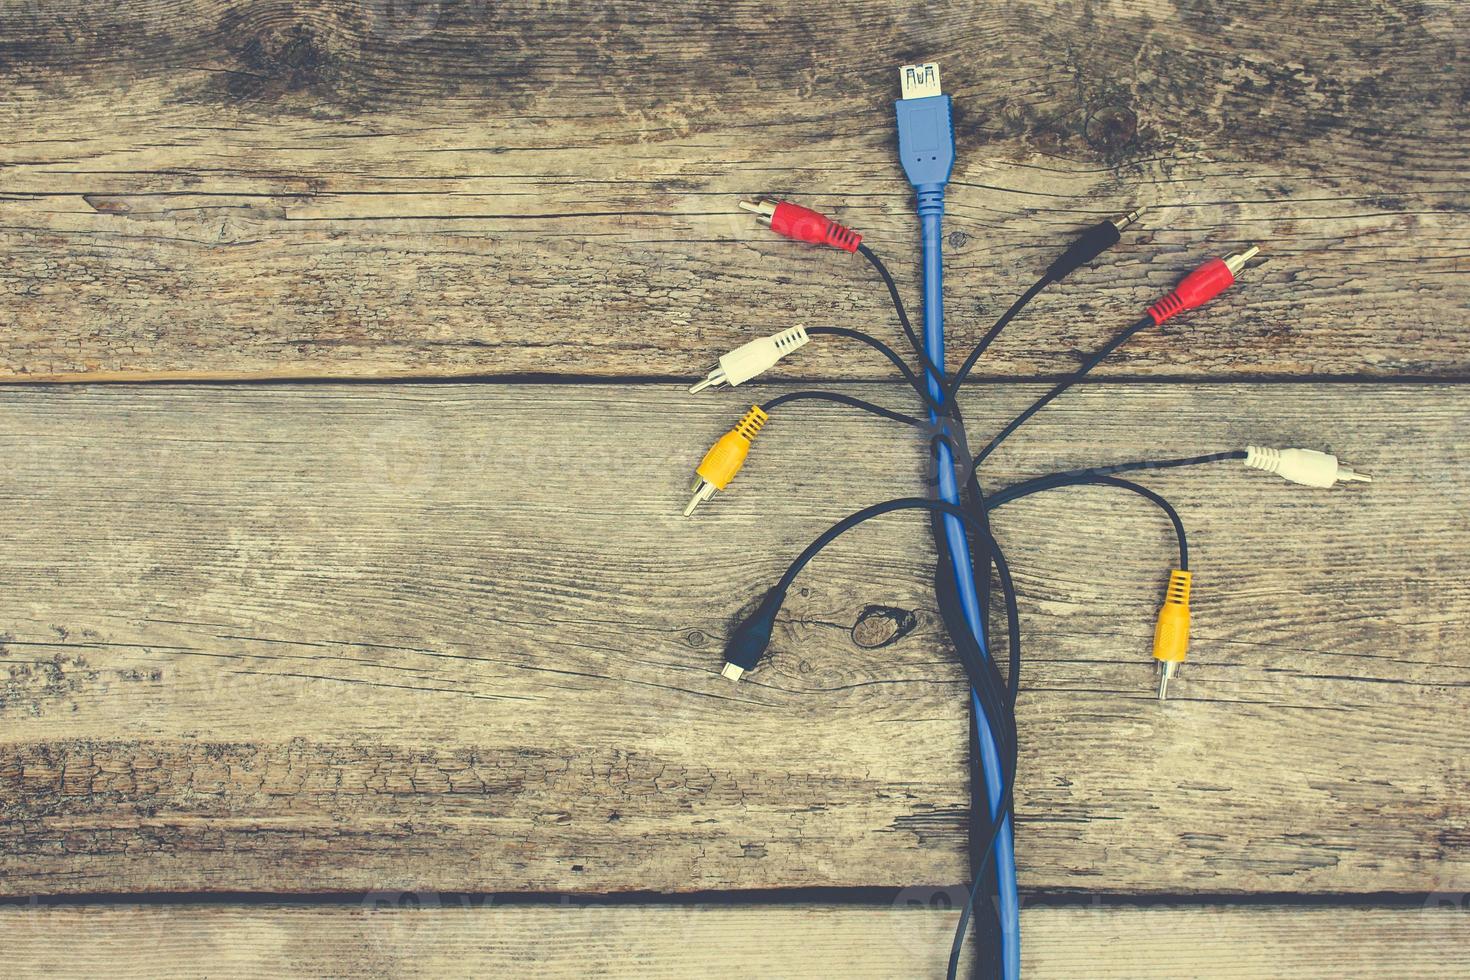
[2,902,1468,978]
[0,382,1466,896]
[1,0,1466,381]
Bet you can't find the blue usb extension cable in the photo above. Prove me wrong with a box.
[896,62,1021,980]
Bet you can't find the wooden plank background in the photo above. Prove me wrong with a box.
[2,903,1468,979]
[1,0,1468,975]
[1,383,1467,898]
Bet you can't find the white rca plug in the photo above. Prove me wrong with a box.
[689,326,809,393]
[1244,446,1372,488]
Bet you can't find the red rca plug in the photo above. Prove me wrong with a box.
[739,198,862,252]
[1148,246,1261,325]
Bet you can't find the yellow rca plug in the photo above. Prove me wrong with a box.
[1152,569,1191,701]
[684,405,768,517]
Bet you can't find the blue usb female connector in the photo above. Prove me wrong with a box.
[896,63,955,193]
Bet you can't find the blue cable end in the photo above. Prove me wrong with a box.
[895,92,955,192]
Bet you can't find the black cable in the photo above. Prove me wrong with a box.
[988,537,1021,701]
[1002,451,1245,487]
[947,212,1144,403]
[759,390,927,429]
[989,474,1191,571]
[762,494,1013,749]
[972,314,1155,468]
[933,451,1010,980]
[938,476,1021,698]
[963,708,1005,980]
[957,469,995,651]
[756,397,973,475]
[855,243,924,358]
[775,497,995,597]
[948,777,1015,980]
[933,497,1018,980]
[945,275,1054,402]
[932,528,1017,759]
[933,560,1014,980]
[857,243,950,390]
[927,484,1010,980]
[806,326,942,411]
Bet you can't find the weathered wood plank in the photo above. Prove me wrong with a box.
[1,0,1465,381]
[0,382,1466,894]
[1,902,1467,978]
